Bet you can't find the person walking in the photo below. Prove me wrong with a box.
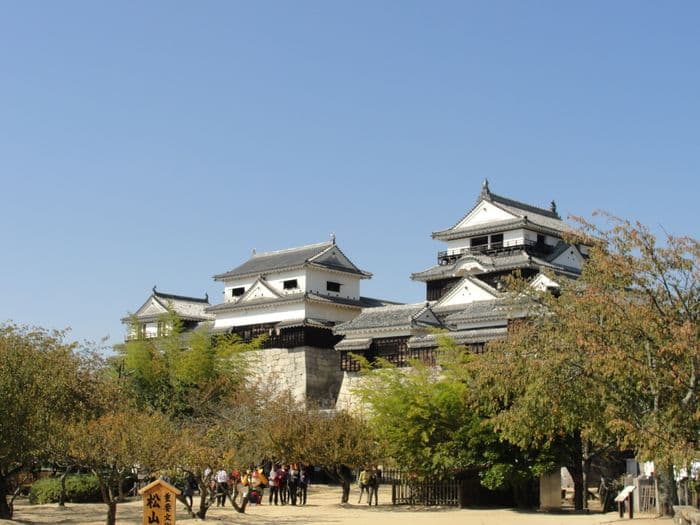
[268,465,280,505]
[358,467,370,504]
[367,467,379,506]
[278,465,288,505]
[214,468,229,507]
[287,464,300,505]
[299,466,310,505]
[181,472,196,509]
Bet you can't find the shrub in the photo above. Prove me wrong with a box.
[29,474,101,504]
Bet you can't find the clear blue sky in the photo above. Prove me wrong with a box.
[1,1,698,347]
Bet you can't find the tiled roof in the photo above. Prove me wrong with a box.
[125,288,213,323]
[432,180,572,240]
[433,216,573,241]
[436,296,531,328]
[205,292,384,314]
[334,303,441,334]
[335,338,373,351]
[407,327,508,349]
[545,240,573,262]
[213,241,370,281]
[412,249,582,283]
[275,318,335,329]
[412,251,535,282]
[156,298,212,321]
[437,299,508,325]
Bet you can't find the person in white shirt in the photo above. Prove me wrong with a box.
[215,468,229,507]
[268,465,280,505]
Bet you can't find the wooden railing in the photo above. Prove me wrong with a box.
[392,476,460,506]
[437,239,542,264]
[340,348,439,372]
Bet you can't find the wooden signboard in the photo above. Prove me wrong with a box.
[614,485,635,503]
[615,485,636,519]
[139,479,181,525]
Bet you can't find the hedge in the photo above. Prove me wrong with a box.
[29,474,102,504]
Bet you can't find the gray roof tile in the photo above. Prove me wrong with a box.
[432,182,572,240]
[213,241,370,281]
[205,292,388,314]
[407,327,508,348]
[412,249,581,282]
[334,303,441,334]
[125,289,213,323]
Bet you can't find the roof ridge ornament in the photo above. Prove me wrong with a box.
[550,200,558,216]
[330,232,336,245]
[480,178,491,200]
[152,285,157,294]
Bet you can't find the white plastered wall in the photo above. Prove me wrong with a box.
[455,200,515,228]
[306,268,360,300]
[222,269,307,302]
[306,302,359,323]
[213,303,306,329]
[551,246,584,270]
[437,277,497,307]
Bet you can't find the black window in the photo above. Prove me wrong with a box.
[283,279,298,290]
[471,236,488,247]
[490,233,503,248]
[231,287,245,297]
[326,281,341,293]
[537,234,545,246]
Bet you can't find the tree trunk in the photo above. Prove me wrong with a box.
[656,463,678,516]
[0,474,12,520]
[328,465,353,503]
[59,466,71,507]
[567,462,584,511]
[0,464,25,519]
[582,440,591,511]
[565,431,585,511]
[105,500,117,525]
[228,491,247,514]
[96,473,118,525]
[196,481,211,520]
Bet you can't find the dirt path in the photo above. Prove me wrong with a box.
[2,484,674,525]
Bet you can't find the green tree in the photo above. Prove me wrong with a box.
[476,215,698,514]
[68,409,176,525]
[356,349,544,507]
[470,313,613,510]
[115,311,263,419]
[263,397,381,503]
[0,323,95,519]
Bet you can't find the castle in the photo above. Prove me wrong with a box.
[124,180,587,408]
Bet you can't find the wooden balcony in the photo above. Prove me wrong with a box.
[437,239,551,265]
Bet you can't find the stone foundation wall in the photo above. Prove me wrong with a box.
[245,346,342,407]
[335,371,369,412]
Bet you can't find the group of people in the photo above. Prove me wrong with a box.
[358,466,381,506]
[205,464,311,508]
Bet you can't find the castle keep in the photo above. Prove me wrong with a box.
[124,181,586,408]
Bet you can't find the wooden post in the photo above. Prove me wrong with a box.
[614,486,636,520]
[139,479,181,525]
[629,493,633,519]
